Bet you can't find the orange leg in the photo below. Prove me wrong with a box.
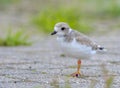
[71,59,82,77]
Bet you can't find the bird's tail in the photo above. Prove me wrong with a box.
[97,45,107,52]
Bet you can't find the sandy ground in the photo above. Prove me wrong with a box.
[0,1,120,88]
[0,30,120,88]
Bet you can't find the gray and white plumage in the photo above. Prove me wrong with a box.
[51,22,105,59]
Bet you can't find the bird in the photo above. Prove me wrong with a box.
[51,22,105,77]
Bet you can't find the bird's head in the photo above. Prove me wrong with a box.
[51,22,71,36]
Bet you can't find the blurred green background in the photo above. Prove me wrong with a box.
[0,0,120,46]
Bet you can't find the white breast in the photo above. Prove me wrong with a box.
[57,37,96,59]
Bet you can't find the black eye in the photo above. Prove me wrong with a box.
[61,27,65,31]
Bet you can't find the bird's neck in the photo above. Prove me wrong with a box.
[57,29,73,42]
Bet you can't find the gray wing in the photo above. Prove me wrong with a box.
[72,30,99,50]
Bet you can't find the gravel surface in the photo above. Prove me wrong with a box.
[0,30,120,88]
[0,0,120,88]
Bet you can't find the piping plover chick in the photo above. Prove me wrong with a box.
[51,22,105,77]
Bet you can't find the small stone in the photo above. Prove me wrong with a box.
[29,66,32,69]
[14,81,17,83]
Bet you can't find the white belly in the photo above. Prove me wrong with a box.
[57,38,96,59]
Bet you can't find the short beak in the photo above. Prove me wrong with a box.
[51,31,57,35]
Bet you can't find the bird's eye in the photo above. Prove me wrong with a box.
[61,27,65,31]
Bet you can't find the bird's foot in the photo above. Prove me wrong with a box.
[71,71,81,77]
